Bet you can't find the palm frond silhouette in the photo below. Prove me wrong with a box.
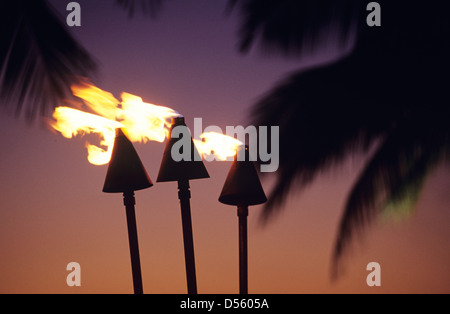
[0,0,96,120]
[233,0,450,278]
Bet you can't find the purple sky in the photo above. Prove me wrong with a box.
[0,0,449,293]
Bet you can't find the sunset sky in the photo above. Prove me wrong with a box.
[0,0,449,294]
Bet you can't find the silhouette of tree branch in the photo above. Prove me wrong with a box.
[231,0,360,56]
[0,0,96,121]
[331,112,450,279]
[242,0,450,279]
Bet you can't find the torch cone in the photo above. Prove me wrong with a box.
[157,117,209,294]
[103,128,153,294]
[157,117,209,182]
[103,129,153,193]
[219,145,267,294]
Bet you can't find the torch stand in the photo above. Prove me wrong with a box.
[103,129,153,294]
[123,191,144,295]
[238,205,249,295]
[218,145,267,295]
[178,180,198,294]
[157,117,209,294]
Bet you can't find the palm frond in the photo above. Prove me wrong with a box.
[331,113,450,279]
[232,0,450,59]
[243,0,450,280]
[251,37,450,277]
[252,54,402,220]
[0,0,96,121]
[231,0,361,56]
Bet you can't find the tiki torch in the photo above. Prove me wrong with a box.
[157,117,209,294]
[103,128,153,294]
[219,145,267,294]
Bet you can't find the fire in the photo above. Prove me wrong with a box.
[194,132,244,161]
[50,107,123,165]
[71,82,119,120]
[119,93,180,143]
[50,81,243,166]
[50,81,180,165]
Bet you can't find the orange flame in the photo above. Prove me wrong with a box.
[71,82,119,120]
[194,132,244,161]
[49,82,180,165]
[50,107,123,165]
[50,81,243,166]
[119,93,180,143]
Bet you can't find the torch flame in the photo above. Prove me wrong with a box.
[119,92,180,144]
[50,81,243,166]
[49,82,180,165]
[71,82,119,120]
[50,107,123,165]
[194,132,244,161]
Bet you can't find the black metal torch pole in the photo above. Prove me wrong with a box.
[177,179,198,294]
[237,205,249,294]
[123,191,144,295]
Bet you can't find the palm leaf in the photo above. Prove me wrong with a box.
[0,0,96,120]
[230,0,360,56]
[246,0,450,280]
[253,52,450,275]
[254,58,450,278]
[331,114,450,279]
[252,51,406,219]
